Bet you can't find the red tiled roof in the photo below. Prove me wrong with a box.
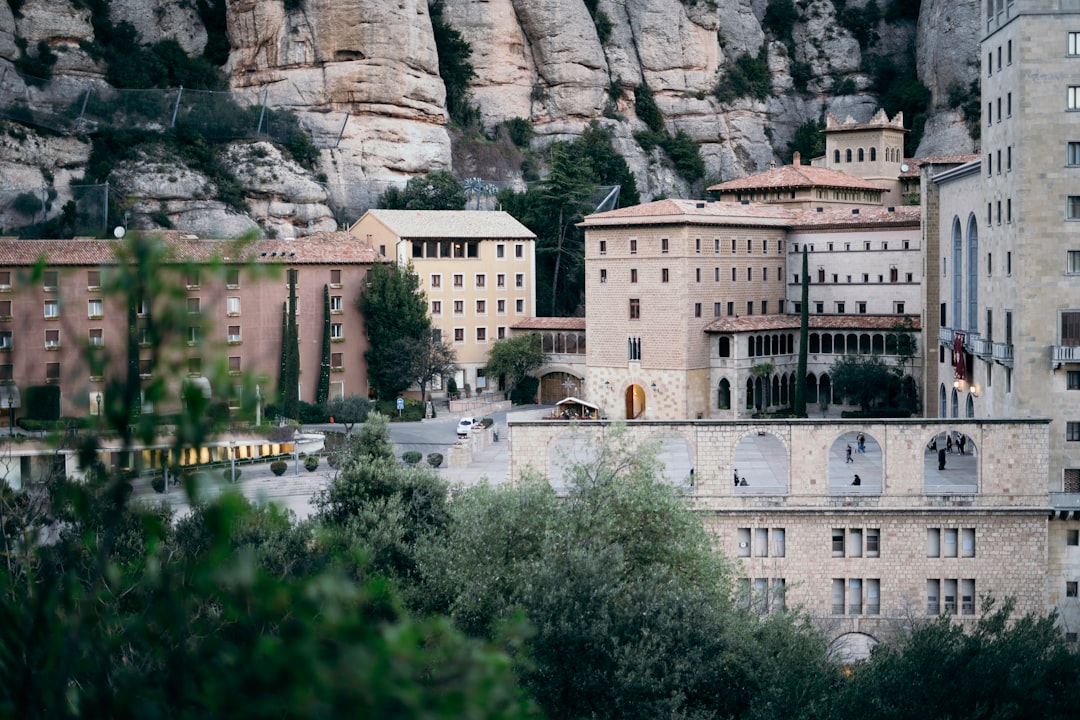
[900,155,980,178]
[788,205,921,228]
[355,210,536,239]
[580,199,795,228]
[707,164,888,193]
[512,317,586,330]
[0,231,384,266]
[703,314,921,333]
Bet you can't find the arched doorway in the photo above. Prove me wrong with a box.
[539,371,582,404]
[820,374,832,409]
[625,384,646,419]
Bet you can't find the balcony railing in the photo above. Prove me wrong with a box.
[1053,345,1080,367]
[938,327,955,346]
[992,342,1013,367]
[969,336,993,358]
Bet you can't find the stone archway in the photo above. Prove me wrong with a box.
[717,378,731,409]
[625,384,646,419]
[924,429,978,493]
[733,432,789,493]
[829,431,883,493]
[827,632,879,663]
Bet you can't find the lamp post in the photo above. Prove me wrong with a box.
[7,391,13,433]
[294,430,300,475]
[229,439,236,483]
[95,392,101,428]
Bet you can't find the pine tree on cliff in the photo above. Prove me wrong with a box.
[316,283,331,406]
[794,246,809,417]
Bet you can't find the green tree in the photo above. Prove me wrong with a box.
[325,394,373,435]
[830,354,893,412]
[317,283,331,405]
[788,118,826,163]
[429,0,477,126]
[359,261,431,398]
[281,268,300,419]
[483,334,547,400]
[379,170,467,210]
[392,327,457,404]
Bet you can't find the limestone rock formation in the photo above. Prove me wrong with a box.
[0,0,982,237]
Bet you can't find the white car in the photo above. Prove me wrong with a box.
[457,417,476,438]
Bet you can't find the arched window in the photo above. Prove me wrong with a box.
[771,334,779,355]
[822,333,833,353]
[858,148,865,162]
[952,216,963,329]
[967,214,979,332]
[872,334,884,355]
[809,333,820,353]
[718,378,731,409]
[845,149,852,162]
[834,149,841,163]
[748,336,755,357]
[756,336,765,356]
[939,384,947,418]
[951,388,959,418]
[870,147,877,161]
[835,333,845,354]
[860,334,872,354]
[966,394,975,418]
[746,378,755,409]
[719,336,731,357]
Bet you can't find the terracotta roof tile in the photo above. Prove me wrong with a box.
[354,210,535,239]
[789,205,921,228]
[707,164,888,193]
[0,231,384,266]
[900,154,980,178]
[512,317,586,330]
[581,199,795,228]
[703,314,921,333]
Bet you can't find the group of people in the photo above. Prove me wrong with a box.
[733,469,748,487]
[845,432,867,464]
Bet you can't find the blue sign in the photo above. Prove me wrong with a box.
[396,397,404,411]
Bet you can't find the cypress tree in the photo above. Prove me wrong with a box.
[794,247,809,417]
[282,268,300,419]
[317,283,331,405]
[278,302,288,405]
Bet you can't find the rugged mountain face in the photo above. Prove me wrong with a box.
[0,0,979,237]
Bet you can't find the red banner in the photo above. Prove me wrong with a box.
[953,333,966,380]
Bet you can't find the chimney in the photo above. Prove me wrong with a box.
[793,151,802,165]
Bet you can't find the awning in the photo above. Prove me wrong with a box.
[555,396,599,411]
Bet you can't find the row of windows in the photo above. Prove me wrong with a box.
[795,269,914,284]
[832,578,881,616]
[8,268,342,292]
[438,326,508,344]
[430,272,525,289]
[598,238,785,256]
[793,239,912,253]
[600,266,784,284]
[431,298,525,316]
[926,528,977,557]
[411,241,525,260]
[736,578,786,613]
[832,528,881,558]
[926,579,977,616]
[986,145,1012,175]
[0,295,348,321]
[631,298,778,320]
[830,146,899,164]
[740,527,978,561]
[986,92,1012,124]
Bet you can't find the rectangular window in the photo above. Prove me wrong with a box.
[661,238,669,254]
[331,352,343,369]
[630,268,638,283]
[866,579,880,615]
[187,298,200,314]
[737,528,751,557]
[747,301,754,316]
[476,327,487,343]
[453,274,463,288]
[476,300,486,314]
[1071,143,1080,167]
[600,269,607,283]
[227,325,241,343]
[630,238,637,254]
[832,529,845,557]
[1068,422,1080,441]
[927,579,940,615]
[695,238,701,253]
[754,528,769,557]
[1006,93,1011,117]
[515,273,524,288]
[331,323,343,340]
[453,300,464,315]
[832,579,846,615]
[866,529,880,557]
[185,270,200,289]
[87,270,100,289]
[1071,197,1080,220]
[598,240,606,256]
[515,244,524,258]
[0,271,10,290]
[696,268,701,282]
[961,528,976,557]
[89,328,103,346]
[1071,32,1080,56]
[629,298,640,319]
[43,270,58,290]
[694,303,702,318]
[732,267,737,281]
[187,326,201,345]
[1068,529,1079,545]
[1070,86,1080,110]
[45,362,59,382]
[87,299,103,318]
[431,274,442,288]
[331,296,343,313]
[497,299,506,314]
[497,273,505,288]
[1069,371,1080,390]
[628,336,642,361]
[943,528,958,557]
[228,356,241,374]
[431,300,442,316]
[661,268,669,283]
[497,243,505,258]
[330,268,342,286]
[927,528,941,557]
[1063,311,1080,345]
[0,331,12,350]
[515,299,524,313]
[45,329,59,349]
[454,328,465,343]
[227,296,240,316]
[849,529,863,558]
[1071,582,1080,598]
[475,274,486,288]
[848,579,862,615]
[714,238,720,253]
[44,300,58,319]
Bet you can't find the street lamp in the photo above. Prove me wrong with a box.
[7,391,13,433]
[294,430,300,475]
[229,439,236,483]
[95,392,102,426]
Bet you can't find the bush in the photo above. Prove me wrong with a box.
[304,455,319,471]
[298,401,330,424]
[503,117,533,147]
[510,375,540,405]
[222,468,241,482]
[479,418,494,429]
[714,50,772,103]
[270,460,288,476]
[401,451,422,465]
[151,476,165,493]
[12,191,42,217]
[24,385,61,421]
[426,453,444,469]
[326,453,340,468]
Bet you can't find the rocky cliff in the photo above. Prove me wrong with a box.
[0,0,979,238]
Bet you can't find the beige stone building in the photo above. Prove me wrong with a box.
[928,0,1080,637]
[0,232,380,419]
[350,210,536,395]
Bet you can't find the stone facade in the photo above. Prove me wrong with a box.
[507,416,1052,645]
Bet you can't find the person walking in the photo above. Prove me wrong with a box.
[946,435,953,454]
[959,435,967,456]
[846,444,854,463]
[857,433,866,453]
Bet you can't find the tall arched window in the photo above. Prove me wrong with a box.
[845,149,852,162]
[951,388,959,418]
[870,147,877,161]
[719,336,731,357]
[834,149,841,163]
[858,148,865,162]
[967,214,979,332]
[952,217,963,329]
